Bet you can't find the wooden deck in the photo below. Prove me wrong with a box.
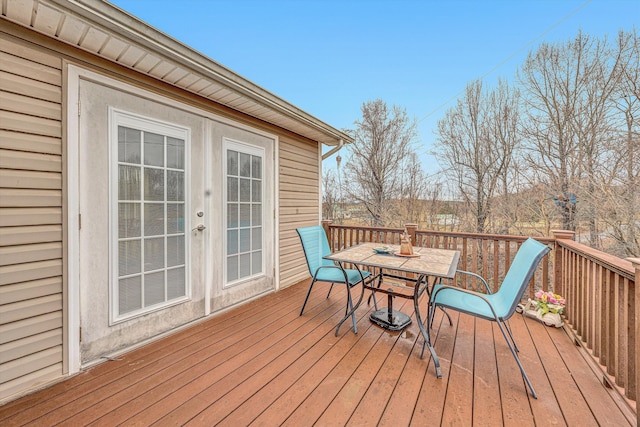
[0,278,636,426]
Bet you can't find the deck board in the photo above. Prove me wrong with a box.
[0,278,635,426]
[473,318,502,427]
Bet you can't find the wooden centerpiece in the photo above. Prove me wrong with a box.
[399,229,414,255]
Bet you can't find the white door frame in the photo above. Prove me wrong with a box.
[66,63,279,374]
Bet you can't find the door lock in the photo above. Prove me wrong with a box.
[192,224,206,232]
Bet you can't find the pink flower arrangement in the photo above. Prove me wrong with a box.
[534,290,565,315]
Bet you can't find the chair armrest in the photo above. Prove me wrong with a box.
[456,270,492,294]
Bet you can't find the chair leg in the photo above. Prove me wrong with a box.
[496,319,537,399]
[300,279,317,316]
[428,304,452,329]
[326,283,335,299]
[440,306,453,326]
[367,273,382,310]
[347,285,358,333]
[504,319,519,352]
[335,283,358,336]
[424,301,435,358]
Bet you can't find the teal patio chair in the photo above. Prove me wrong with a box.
[297,226,371,336]
[428,237,551,398]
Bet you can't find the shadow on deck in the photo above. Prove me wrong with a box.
[0,278,635,426]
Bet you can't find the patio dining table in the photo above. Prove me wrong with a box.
[324,242,460,378]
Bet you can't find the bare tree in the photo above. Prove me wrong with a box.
[487,78,522,233]
[343,99,418,226]
[434,80,518,233]
[321,168,339,221]
[394,151,430,226]
[572,33,630,247]
[601,29,640,256]
[519,30,638,246]
[519,38,585,231]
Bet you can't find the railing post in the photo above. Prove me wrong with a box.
[405,223,417,246]
[625,257,639,404]
[552,230,575,299]
[321,219,333,250]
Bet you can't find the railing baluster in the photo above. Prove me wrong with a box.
[492,240,499,293]
[461,237,468,289]
[629,276,638,401]
[471,239,478,291]
[608,269,616,375]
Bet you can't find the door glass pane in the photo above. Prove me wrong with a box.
[252,251,262,275]
[252,205,262,226]
[166,204,184,234]
[227,150,238,176]
[239,204,250,227]
[252,227,262,250]
[239,178,251,202]
[119,240,141,275]
[167,235,185,267]
[227,255,238,282]
[251,180,261,202]
[167,170,184,201]
[119,203,141,238]
[227,177,238,202]
[239,153,251,177]
[119,276,142,314]
[239,228,250,252]
[227,204,238,228]
[167,267,186,299]
[239,253,251,277]
[227,229,238,255]
[144,203,165,236]
[167,137,184,169]
[144,271,165,306]
[251,156,261,178]
[119,165,140,200]
[118,126,141,164]
[144,168,164,201]
[144,132,164,167]
[144,237,165,271]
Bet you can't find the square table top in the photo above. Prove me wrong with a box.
[324,242,460,279]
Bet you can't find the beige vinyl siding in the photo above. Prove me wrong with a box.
[278,136,320,288]
[0,34,64,402]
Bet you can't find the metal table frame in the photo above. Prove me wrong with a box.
[324,242,460,378]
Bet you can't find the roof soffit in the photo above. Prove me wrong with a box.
[1,0,352,146]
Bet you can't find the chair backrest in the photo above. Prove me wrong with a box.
[494,238,551,318]
[296,226,332,276]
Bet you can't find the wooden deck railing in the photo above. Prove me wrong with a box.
[321,220,639,409]
[555,236,639,404]
[322,221,555,297]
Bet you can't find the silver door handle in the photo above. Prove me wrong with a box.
[192,224,206,232]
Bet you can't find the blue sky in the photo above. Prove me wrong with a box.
[109,0,638,173]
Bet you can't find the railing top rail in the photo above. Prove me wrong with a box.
[327,224,555,245]
[327,224,406,233]
[415,229,555,245]
[329,224,556,245]
[558,239,635,280]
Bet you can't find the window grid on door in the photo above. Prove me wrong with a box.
[116,122,187,317]
[226,145,263,285]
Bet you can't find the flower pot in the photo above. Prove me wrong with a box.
[539,311,563,328]
[522,299,564,328]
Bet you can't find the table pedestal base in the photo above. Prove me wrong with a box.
[369,309,412,331]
